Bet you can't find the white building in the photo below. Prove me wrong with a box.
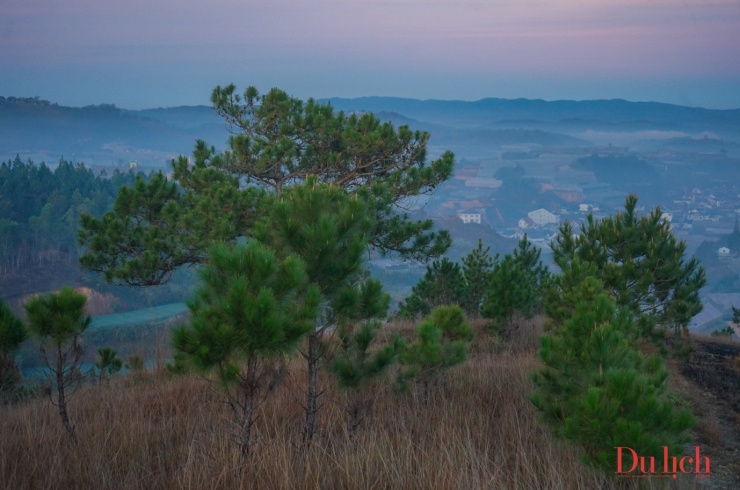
[528,208,559,226]
[458,209,482,224]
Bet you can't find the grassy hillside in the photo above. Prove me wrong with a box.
[4,318,737,489]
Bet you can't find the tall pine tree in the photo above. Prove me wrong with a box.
[253,179,387,446]
[550,194,705,335]
[79,85,455,286]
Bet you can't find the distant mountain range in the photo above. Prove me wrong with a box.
[325,96,740,131]
[1,95,738,168]
[0,97,225,167]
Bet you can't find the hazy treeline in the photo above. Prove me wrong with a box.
[0,156,146,272]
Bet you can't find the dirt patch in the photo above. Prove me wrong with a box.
[676,337,740,489]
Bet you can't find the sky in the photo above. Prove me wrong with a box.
[1,0,739,109]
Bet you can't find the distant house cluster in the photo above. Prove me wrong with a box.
[518,208,559,230]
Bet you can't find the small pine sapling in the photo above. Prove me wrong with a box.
[172,241,319,459]
[330,320,400,441]
[398,305,473,403]
[532,277,693,472]
[95,347,123,382]
[328,278,394,440]
[24,287,91,442]
[124,355,146,373]
[461,239,497,317]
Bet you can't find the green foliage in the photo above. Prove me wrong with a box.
[399,305,472,399]
[165,352,190,376]
[397,258,466,319]
[550,194,705,333]
[0,300,26,396]
[172,241,319,379]
[711,326,735,338]
[172,240,320,458]
[24,287,91,441]
[255,178,374,301]
[0,300,26,357]
[426,304,473,342]
[330,321,397,391]
[80,85,455,286]
[329,317,400,439]
[328,279,393,395]
[331,279,390,324]
[0,156,142,273]
[733,306,740,324]
[254,180,385,445]
[124,355,145,372]
[532,278,694,472]
[481,255,537,334]
[213,84,455,261]
[543,259,601,329]
[481,235,549,336]
[25,287,91,347]
[79,156,265,286]
[95,347,123,381]
[461,239,497,316]
[512,234,550,303]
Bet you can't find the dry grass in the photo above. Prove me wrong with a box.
[0,320,702,489]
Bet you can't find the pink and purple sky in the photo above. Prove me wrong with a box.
[1,0,739,109]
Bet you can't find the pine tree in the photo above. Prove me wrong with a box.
[329,320,398,441]
[172,241,320,459]
[329,278,394,440]
[461,239,497,317]
[79,159,264,286]
[94,347,122,382]
[253,179,383,447]
[398,305,472,402]
[481,255,538,336]
[24,287,91,442]
[397,258,466,319]
[79,85,455,286]
[532,276,693,472]
[512,234,550,307]
[0,300,26,399]
[550,194,705,335]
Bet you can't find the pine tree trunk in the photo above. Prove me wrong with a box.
[238,359,258,460]
[347,394,364,443]
[240,393,255,460]
[56,345,76,443]
[303,331,321,448]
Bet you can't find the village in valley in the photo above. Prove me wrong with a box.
[393,139,740,335]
